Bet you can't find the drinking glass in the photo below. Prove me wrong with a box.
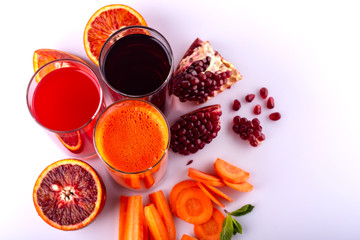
[99,25,174,113]
[27,59,105,158]
[94,99,169,190]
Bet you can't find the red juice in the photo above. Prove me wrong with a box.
[33,67,100,131]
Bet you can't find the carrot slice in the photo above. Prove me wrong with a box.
[149,191,176,240]
[175,187,213,224]
[203,183,233,202]
[169,180,198,216]
[181,234,198,240]
[125,174,141,189]
[119,196,129,240]
[223,180,253,192]
[124,195,144,240]
[144,204,170,240]
[188,175,225,187]
[141,200,148,240]
[214,158,250,183]
[194,208,225,240]
[188,168,222,182]
[144,172,155,189]
[196,182,225,208]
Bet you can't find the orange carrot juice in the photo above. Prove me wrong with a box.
[94,99,169,189]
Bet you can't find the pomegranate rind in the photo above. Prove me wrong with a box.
[83,4,147,66]
[33,159,106,231]
[171,38,242,103]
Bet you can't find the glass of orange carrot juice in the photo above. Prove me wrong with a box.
[94,99,170,190]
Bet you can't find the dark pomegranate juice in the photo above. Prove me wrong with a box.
[103,34,171,96]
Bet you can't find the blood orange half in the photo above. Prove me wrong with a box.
[83,4,147,65]
[33,49,87,83]
[33,159,106,230]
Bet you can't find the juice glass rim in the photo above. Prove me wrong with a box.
[98,25,174,99]
[26,58,104,134]
[93,98,170,175]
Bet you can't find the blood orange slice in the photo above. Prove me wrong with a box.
[83,4,147,65]
[33,159,106,230]
[33,49,87,83]
[56,131,82,152]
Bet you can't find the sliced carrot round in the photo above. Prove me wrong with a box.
[223,180,253,192]
[196,182,225,208]
[194,208,225,240]
[83,4,147,65]
[169,180,197,216]
[181,234,198,240]
[214,158,250,183]
[175,187,213,225]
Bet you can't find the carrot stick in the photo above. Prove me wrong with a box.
[125,174,142,189]
[175,187,213,224]
[202,183,233,202]
[149,191,176,240]
[119,196,129,240]
[223,180,253,192]
[194,208,225,240]
[169,180,198,216]
[188,175,225,187]
[144,204,170,240]
[214,158,250,183]
[144,172,155,189]
[196,182,225,208]
[188,168,222,182]
[181,234,198,240]
[124,195,144,240]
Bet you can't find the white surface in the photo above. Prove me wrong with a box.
[1,0,360,239]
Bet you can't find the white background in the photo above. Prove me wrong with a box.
[1,0,360,239]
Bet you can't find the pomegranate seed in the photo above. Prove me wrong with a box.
[186,160,193,165]
[260,87,268,99]
[269,112,281,121]
[267,97,275,109]
[232,99,241,111]
[232,116,265,147]
[245,94,255,102]
[253,105,261,115]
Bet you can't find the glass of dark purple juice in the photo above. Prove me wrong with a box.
[99,26,173,113]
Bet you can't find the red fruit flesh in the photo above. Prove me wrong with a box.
[245,94,255,102]
[260,87,268,99]
[170,104,222,155]
[269,112,281,121]
[170,38,242,103]
[267,97,275,109]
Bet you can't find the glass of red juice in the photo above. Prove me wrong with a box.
[99,26,174,113]
[27,59,106,158]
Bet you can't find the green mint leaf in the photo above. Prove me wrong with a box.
[220,215,234,240]
[232,218,243,234]
[230,204,254,217]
